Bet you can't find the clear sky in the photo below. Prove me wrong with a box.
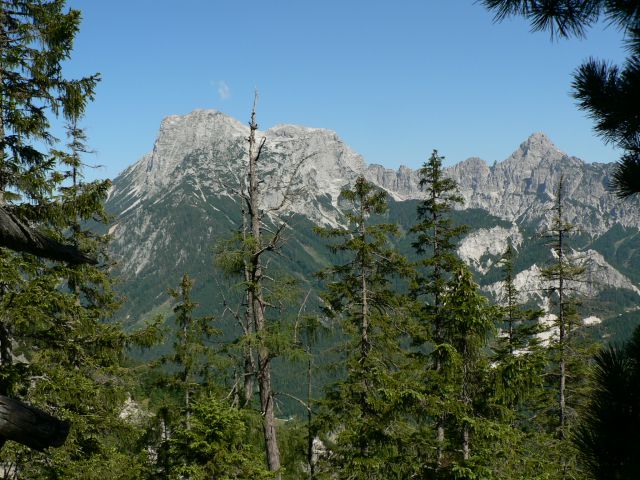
[63,0,628,180]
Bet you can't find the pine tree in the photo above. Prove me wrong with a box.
[314,176,414,479]
[575,325,640,479]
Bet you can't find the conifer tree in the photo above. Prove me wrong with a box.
[540,175,588,438]
[167,393,273,480]
[214,97,314,478]
[441,265,495,467]
[0,0,98,397]
[244,100,281,476]
[314,176,413,479]
[492,240,544,410]
[164,273,216,429]
[409,149,467,470]
[0,116,157,479]
[575,325,640,479]
[0,3,162,477]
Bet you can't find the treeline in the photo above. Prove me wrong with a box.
[0,2,639,480]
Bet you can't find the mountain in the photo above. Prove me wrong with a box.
[105,109,640,343]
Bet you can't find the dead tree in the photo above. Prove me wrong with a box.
[0,395,69,451]
[0,206,96,265]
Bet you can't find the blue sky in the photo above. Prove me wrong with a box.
[63,0,627,180]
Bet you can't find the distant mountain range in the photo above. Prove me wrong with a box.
[105,109,640,344]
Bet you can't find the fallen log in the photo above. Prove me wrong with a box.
[0,395,69,450]
[0,206,96,265]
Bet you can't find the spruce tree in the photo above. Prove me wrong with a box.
[535,175,593,479]
[492,240,545,410]
[167,393,273,480]
[409,149,467,470]
[314,177,413,479]
[0,2,160,477]
[440,264,495,472]
[163,273,216,429]
[0,117,157,478]
[540,175,588,438]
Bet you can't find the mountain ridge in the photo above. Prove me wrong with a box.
[104,109,640,342]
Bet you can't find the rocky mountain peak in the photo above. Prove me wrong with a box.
[104,113,640,330]
[505,131,566,167]
[109,111,640,243]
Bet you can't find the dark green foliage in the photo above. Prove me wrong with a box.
[409,150,468,471]
[411,150,467,290]
[314,177,415,479]
[491,241,545,409]
[0,2,165,477]
[575,326,640,479]
[0,0,98,203]
[167,394,273,480]
[162,273,217,414]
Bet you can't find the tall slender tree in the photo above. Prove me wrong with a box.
[540,175,587,438]
[315,176,413,479]
[164,273,216,429]
[492,240,544,410]
[442,265,495,465]
[410,149,467,469]
[213,96,314,477]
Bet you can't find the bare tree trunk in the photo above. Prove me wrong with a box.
[462,356,471,461]
[246,96,281,477]
[241,179,256,408]
[242,332,255,407]
[306,353,315,480]
[462,425,470,460]
[360,200,370,361]
[436,420,445,467]
[556,176,566,438]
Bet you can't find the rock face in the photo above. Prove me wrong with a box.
[484,250,640,305]
[368,132,640,236]
[457,225,523,274]
[105,109,640,332]
[107,110,366,278]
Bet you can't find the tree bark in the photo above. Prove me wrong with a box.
[0,207,96,264]
[0,395,69,450]
[247,96,281,477]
